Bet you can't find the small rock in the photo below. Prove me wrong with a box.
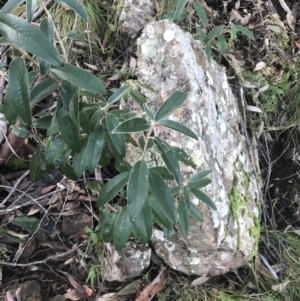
[61,212,92,236]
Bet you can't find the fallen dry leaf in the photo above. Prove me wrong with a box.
[271,280,289,292]
[190,276,210,286]
[254,62,266,71]
[135,268,168,301]
[67,274,86,296]
[83,285,93,297]
[64,289,84,301]
[230,9,250,25]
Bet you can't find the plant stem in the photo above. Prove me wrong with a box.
[38,0,68,63]
[141,123,154,160]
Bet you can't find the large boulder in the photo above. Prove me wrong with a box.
[124,20,261,276]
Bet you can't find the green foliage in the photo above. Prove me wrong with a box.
[0,0,217,250]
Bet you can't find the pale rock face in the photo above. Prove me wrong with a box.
[119,0,155,38]
[124,20,261,276]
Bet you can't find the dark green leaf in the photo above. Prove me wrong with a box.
[61,80,77,110]
[178,198,189,237]
[7,58,31,125]
[26,0,37,23]
[80,90,105,101]
[163,226,172,240]
[133,199,153,243]
[99,147,110,167]
[0,14,63,66]
[188,203,203,222]
[109,109,136,122]
[108,85,130,105]
[67,30,85,41]
[130,89,147,107]
[3,89,18,124]
[90,108,102,132]
[174,0,188,21]
[205,41,212,61]
[155,91,188,121]
[0,229,25,243]
[143,103,155,120]
[51,64,106,95]
[183,186,190,210]
[172,145,196,169]
[29,152,43,182]
[112,117,150,133]
[45,137,68,164]
[193,1,208,27]
[97,172,130,208]
[127,159,148,222]
[138,136,154,151]
[154,137,181,184]
[189,170,211,182]
[11,125,30,138]
[2,0,25,14]
[114,159,132,173]
[30,78,59,105]
[57,107,81,152]
[230,22,237,40]
[33,115,52,129]
[47,114,59,135]
[100,211,117,242]
[11,216,43,234]
[28,71,37,86]
[197,27,207,42]
[149,197,173,230]
[171,186,181,196]
[149,167,174,181]
[105,114,126,160]
[72,136,88,177]
[79,110,91,134]
[114,206,132,251]
[55,0,88,22]
[217,34,227,52]
[40,18,54,42]
[190,188,216,210]
[86,124,105,172]
[235,24,254,39]
[207,25,225,41]
[35,144,46,170]
[188,178,211,189]
[59,162,78,180]
[136,81,156,93]
[149,170,176,224]
[159,119,198,140]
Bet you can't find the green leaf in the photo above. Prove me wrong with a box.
[67,30,85,41]
[172,145,197,169]
[29,152,43,182]
[190,188,216,210]
[11,125,30,138]
[171,186,181,196]
[2,0,25,14]
[105,114,126,160]
[149,197,173,230]
[193,1,208,27]
[61,80,77,110]
[197,27,207,42]
[127,160,148,222]
[149,170,176,224]
[100,211,117,242]
[7,58,31,125]
[217,34,227,53]
[3,87,18,124]
[155,91,188,121]
[108,85,130,105]
[59,162,78,180]
[114,206,132,250]
[230,22,237,40]
[86,124,105,172]
[51,63,107,95]
[109,109,136,122]
[79,110,92,134]
[154,137,181,184]
[112,117,150,133]
[57,107,81,152]
[73,136,88,177]
[178,199,189,237]
[99,147,110,167]
[174,0,188,21]
[0,13,63,66]
[188,178,211,189]
[35,144,46,170]
[11,216,43,234]
[55,0,88,22]
[45,137,68,164]
[33,115,52,129]
[30,78,59,106]
[97,172,130,208]
[26,0,37,23]
[188,203,203,222]
[133,199,153,243]
[130,89,147,107]
[138,136,154,151]
[143,103,155,120]
[235,24,254,39]
[189,170,211,182]
[159,119,198,140]
[205,41,212,61]
[114,159,132,173]
[40,18,54,42]
[28,71,37,86]
[183,186,190,210]
[149,167,174,181]
[207,25,225,42]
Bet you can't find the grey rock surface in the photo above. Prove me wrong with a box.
[124,20,261,276]
[119,0,155,38]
